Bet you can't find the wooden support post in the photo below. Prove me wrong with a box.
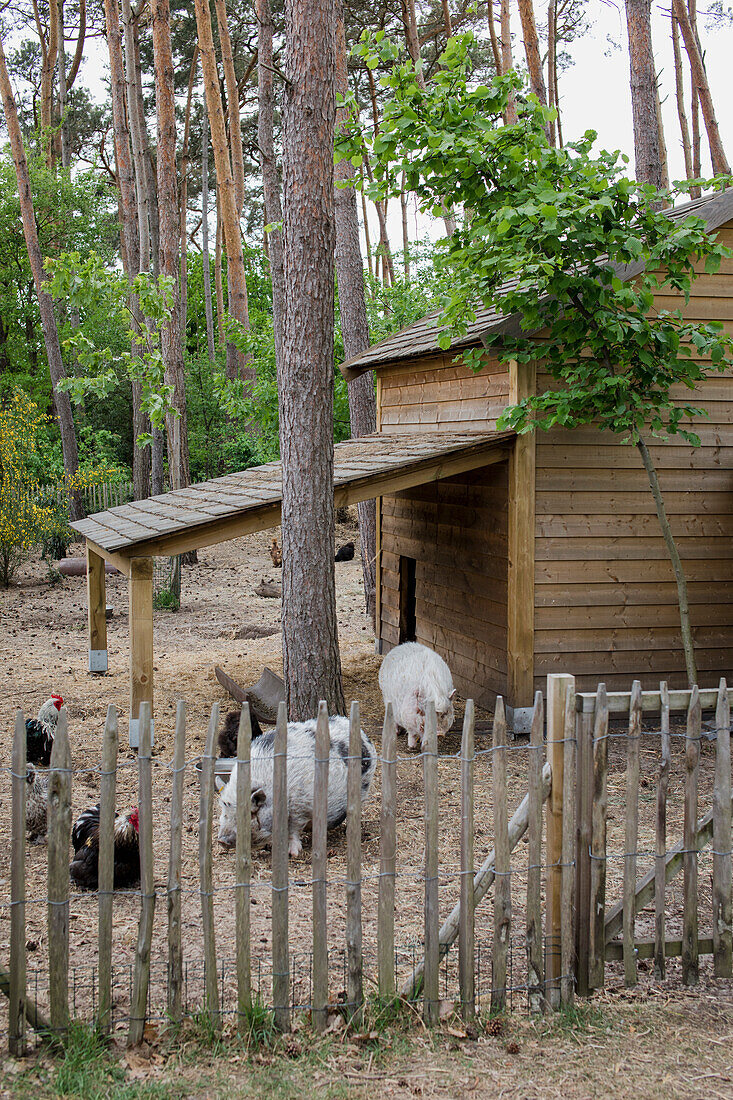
[98,705,118,1033]
[623,682,642,988]
[167,701,186,1022]
[654,682,671,981]
[507,359,536,710]
[423,702,439,1025]
[86,543,108,673]
[129,558,154,748]
[346,701,364,1025]
[682,685,701,987]
[491,698,511,1014]
[378,704,397,998]
[271,702,290,1032]
[545,673,574,1009]
[47,708,71,1034]
[589,685,609,990]
[9,711,26,1056]
[561,690,576,1006]
[526,691,544,1013]
[459,700,475,1021]
[236,705,253,1030]
[713,679,732,978]
[575,697,593,998]
[312,702,330,1033]
[199,703,220,1029]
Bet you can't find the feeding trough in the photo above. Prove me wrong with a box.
[215,665,286,725]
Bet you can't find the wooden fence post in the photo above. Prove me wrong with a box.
[378,704,397,999]
[545,673,574,1009]
[682,685,701,987]
[312,702,330,1032]
[459,699,475,1021]
[47,708,72,1033]
[654,682,671,980]
[98,705,118,1032]
[491,698,510,1013]
[346,701,364,1025]
[236,704,253,1030]
[271,702,290,1032]
[9,711,27,1056]
[623,681,642,988]
[167,701,186,1022]
[713,678,732,978]
[128,702,155,1046]
[526,691,544,1013]
[199,703,220,1029]
[129,557,154,749]
[423,702,439,1025]
[561,689,576,1006]
[588,685,609,990]
[575,690,593,998]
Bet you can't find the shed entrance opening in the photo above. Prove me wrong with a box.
[398,556,417,643]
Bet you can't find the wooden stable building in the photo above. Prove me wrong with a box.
[340,189,733,722]
[73,189,733,738]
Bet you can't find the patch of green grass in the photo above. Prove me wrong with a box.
[544,1000,610,1035]
[152,588,180,611]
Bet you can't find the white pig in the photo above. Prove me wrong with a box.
[378,641,456,749]
[216,717,377,857]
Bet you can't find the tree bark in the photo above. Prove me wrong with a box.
[0,30,82,519]
[487,0,502,75]
[280,0,345,718]
[151,0,191,491]
[193,0,252,385]
[214,203,225,343]
[179,46,199,337]
[517,0,547,109]
[201,104,216,363]
[335,1,376,623]
[257,0,285,372]
[672,0,730,175]
[655,72,669,192]
[547,0,557,146]
[500,0,518,124]
[624,0,663,190]
[636,435,697,685]
[672,12,693,181]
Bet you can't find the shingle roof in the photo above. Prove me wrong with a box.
[340,187,733,379]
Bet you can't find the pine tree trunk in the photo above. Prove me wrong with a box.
[335,0,376,623]
[624,0,663,190]
[214,205,225,344]
[201,105,216,363]
[179,46,198,336]
[547,0,557,146]
[151,0,191,491]
[655,73,669,191]
[257,0,285,372]
[0,30,82,519]
[500,0,518,124]
[517,0,547,108]
[672,12,693,180]
[281,0,345,719]
[636,436,697,685]
[672,0,730,175]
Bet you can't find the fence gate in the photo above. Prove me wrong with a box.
[573,680,732,994]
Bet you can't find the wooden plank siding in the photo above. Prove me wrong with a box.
[379,357,510,435]
[379,463,509,707]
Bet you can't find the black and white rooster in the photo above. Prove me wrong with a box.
[26,695,64,766]
[217,708,264,758]
[69,804,140,891]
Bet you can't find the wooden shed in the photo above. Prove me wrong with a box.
[340,189,733,724]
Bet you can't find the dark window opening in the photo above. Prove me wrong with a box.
[399,556,417,643]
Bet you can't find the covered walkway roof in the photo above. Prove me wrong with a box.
[72,429,514,572]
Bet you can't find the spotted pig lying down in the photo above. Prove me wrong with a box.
[215,717,377,858]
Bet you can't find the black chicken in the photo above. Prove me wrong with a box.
[26,695,64,766]
[335,541,355,562]
[217,709,264,758]
[69,804,140,890]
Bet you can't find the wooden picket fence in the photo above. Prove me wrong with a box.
[2,674,732,1055]
[41,479,135,515]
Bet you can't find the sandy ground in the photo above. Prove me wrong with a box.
[0,520,730,1092]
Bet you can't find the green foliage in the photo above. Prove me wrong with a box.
[339,31,733,446]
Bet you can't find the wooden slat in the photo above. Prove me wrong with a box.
[713,679,732,978]
[9,711,26,1055]
[312,702,329,1032]
[423,702,440,1024]
[491,698,510,1013]
[378,704,397,998]
[459,700,475,1021]
[588,685,609,990]
[654,683,671,980]
[545,674,574,1009]
[128,703,155,1046]
[536,533,733,561]
[574,695,593,999]
[623,682,642,988]
[129,558,154,748]
[577,684,719,714]
[198,704,220,1030]
[86,544,107,670]
[560,690,576,1006]
[235,706,253,1031]
[526,692,544,1013]
[271,703,290,1032]
[682,686,701,987]
[605,937,714,961]
[98,706,118,1032]
[47,708,71,1033]
[508,359,536,708]
[167,701,185,1022]
[346,701,363,1024]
